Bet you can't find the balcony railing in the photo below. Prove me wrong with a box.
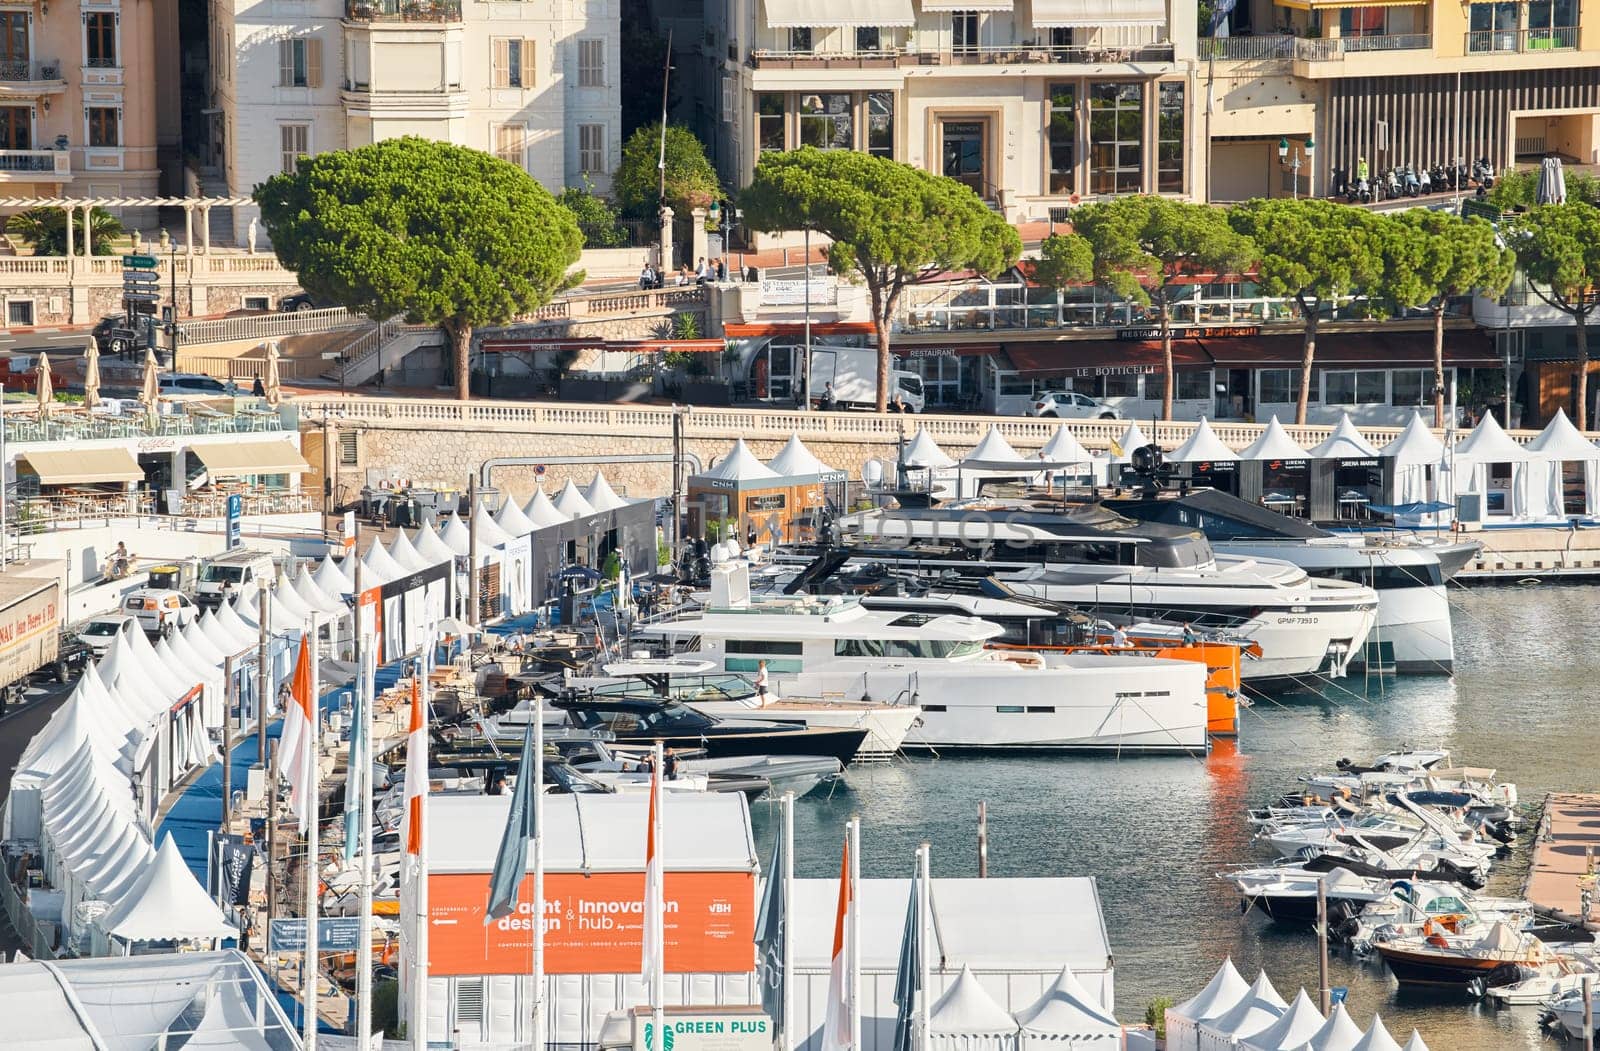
[1201,34,1430,62]
[1466,25,1577,54]
[752,42,1175,68]
[1200,35,1295,61]
[2,403,288,445]
[0,149,69,175]
[344,0,461,21]
[0,58,62,82]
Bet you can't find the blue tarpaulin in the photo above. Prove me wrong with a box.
[1367,501,1453,516]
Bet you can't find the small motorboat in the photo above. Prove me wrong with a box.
[1375,920,1551,987]
[1226,865,1389,924]
[549,694,869,765]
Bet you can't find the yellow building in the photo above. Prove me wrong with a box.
[1204,0,1600,200]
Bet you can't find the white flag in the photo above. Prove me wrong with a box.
[821,832,854,1051]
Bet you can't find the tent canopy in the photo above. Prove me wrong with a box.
[1240,416,1312,461]
[1380,412,1445,466]
[1454,413,1529,462]
[439,512,471,556]
[1240,989,1325,1051]
[1171,957,1250,1024]
[903,428,957,469]
[1203,973,1287,1041]
[1306,1002,1364,1051]
[1111,422,1151,463]
[928,965,1020,1036]
[768,434,838,477]
[413,521,461,564]
[701,439,781,483]
[584,471,631,512]
[389,529,435,572]
[1309,414,1381,460]
[1527,408,1600,460]
[1013,964,1119,1037]
[963,426,1027,466]
[472,501,515,546]
[98,835,235,943]
[495,495,538,538]
[1037,426,1093,466]
[1168,417,1239,464]
[1350,1016,1403,1051]
[524,488,570,529]
[552,480,597,519]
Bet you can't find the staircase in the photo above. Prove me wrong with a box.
[321,317,440,386]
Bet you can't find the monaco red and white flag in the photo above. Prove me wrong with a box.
[641,752,664,991]
[821,832,854,1051]
[404,675,427,856]
[279,634,317,833]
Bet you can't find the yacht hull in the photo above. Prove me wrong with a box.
[685,700,921,762]
[1376,945,1522,986]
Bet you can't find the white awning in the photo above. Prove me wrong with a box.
[192,440,309,476]
[764,0,915,27]
[21,447,143,485]
[922,0,1013,11]
[1030,0,1166,28]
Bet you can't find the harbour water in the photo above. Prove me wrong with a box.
[754,582,1600,1050]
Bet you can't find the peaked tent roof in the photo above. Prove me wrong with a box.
[413,521,461,564]
[928,964,1021,1036]
[1527,407,1600,460]
[1454,412,1529,462]
[1013,964,1119,1037]
[1037,426,1093,466]
[1380,412,1446,466]
[1310,413,1382,460]
[1111,421,1151,464]
[1350,1015,1403,1051]
[389,527,436,571]
[768,434,838,477]
[700,438,780,483]
[439,512,471,556]
[1169,418,1240,464]
[495,495,538,538]
[1240,989,1325,1051]
[584,471,631,512]
[1240,416,1312,461]
[1204,973,1288,1040]
[1171,959,1250,1025]
[903,428,957,469]
[1400,1033,1429,1051]
[99,835,234,943]
[1307,1002,1364,1051]
[295,565,345,615]
[962,425,1028,466]
[553,480,598,519]
[312,554,354,598]
[471,501,515,547]
[524,488,571,529]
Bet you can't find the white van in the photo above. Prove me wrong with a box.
[197,549,278,609]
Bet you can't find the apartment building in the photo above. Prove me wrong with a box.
[1204,0,1600,201]
[698,0,1202,219]
[0,0,162,209]
[209,0,622,243]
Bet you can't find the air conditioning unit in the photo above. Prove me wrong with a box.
[1455,492,1483,531]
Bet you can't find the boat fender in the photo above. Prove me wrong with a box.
[1426,933,1450,948]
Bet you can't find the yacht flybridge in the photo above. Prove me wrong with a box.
[633,563,1211,754]
[836,504,1379,681]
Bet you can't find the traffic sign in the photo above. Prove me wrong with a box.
[122,254,158,269]
[268,916,362,953]
[122,291,161,304]
[121,270,161,284]
[226,493,242,549]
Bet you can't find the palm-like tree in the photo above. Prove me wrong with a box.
[5,206,123,256]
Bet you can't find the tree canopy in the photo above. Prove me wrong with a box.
[614,125,721,220]
[7,206,123,256]
[740,147,1021,411]
[1507,202,1600,428]
[254,137,583,401]
[1228,198,1384,424]
[1380,209,1514,424]
[1069,196,1255,418]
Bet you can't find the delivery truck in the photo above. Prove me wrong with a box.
[808,347,926,412]
[0,574,61,691]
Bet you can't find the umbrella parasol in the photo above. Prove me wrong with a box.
[82,338,101,408]
[264,341,282,406]
[34,352,52,420]
[139,348,160,412]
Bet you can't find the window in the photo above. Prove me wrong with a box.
[1467,2,1518,51]
[1158,81,1184,194]
[1096,373,1140,398]
[726,639,804,655]
[1048,82,1076,195]
[1325,369,1387,405]
[855,26,881,51]
[577,38,604,86]
[1391,369,1426,406]
[578,124,605,174]
[494,123,525,168]
[799,93,852,150]
[0,106,35,149]
[757,93,785,152]
[866,91,893,158]
[1088,82,1143,195]
[788,27,812,52]
[1528,0,1577,44]
[951,11,978,52]
[1259,368,1295,404]
[85,12,115,67]
[279,123,309,174]
[493,38,534,88]
[86,106,118,148]
[278,38,321,88]
[1177,370,1212,401]
[7,300,32,326]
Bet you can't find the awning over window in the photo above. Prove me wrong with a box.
[20,448,144,485]
[764,0,915,27]
[922,0,1013,12]
[193,441,311,477]
[1004,340,1212,377]
[1275,0,1421,8]
[1030,0,1166,28]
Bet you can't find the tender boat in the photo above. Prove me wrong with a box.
[1226,865,1391,924]
[1375,921,1551,987]
[547,694,869,765]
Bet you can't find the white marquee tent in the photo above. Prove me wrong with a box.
[1452,412,1530,520]
[1349,1016,1402,1051]
[768,434,839,477]
[701,439,780,483]
[1309,414,1380,460]
[1525,408,1600,520]
[1379,412,1453,527]
[1168,418,1239,465]
[523,488,571,529]
[903,428,958,470]
[94,835,234,951]
[1197,972,1287,1051]
[552,480,598,519]
[439,512,471,556]
[1013,965,1120,1047]
[1239,989,1324,1050]
[1165,959,1251,1051]
[1239,416,1312,461]
[1306,1003,1364,1051]
[584,471,631,512]
[926,965,1021,1051]
[1110,422,1151,464]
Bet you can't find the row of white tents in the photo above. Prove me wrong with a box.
[915,963,1122,1049]
[1166,960,1430,1051]
[697,434,843,483]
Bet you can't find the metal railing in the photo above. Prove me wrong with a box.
[0,58,61,81]
[753,42,1175,67]
[2,403,288,444]
[1200,35,1295,61]
[1467,26,1577,53]
[178,306,363,346]
[344,0,462,21]
[1304,33,1431,56]
[0,149,69,175]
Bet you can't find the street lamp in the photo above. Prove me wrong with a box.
[1278,136,1316,200]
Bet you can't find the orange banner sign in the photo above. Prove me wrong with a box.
[427,871,756,977]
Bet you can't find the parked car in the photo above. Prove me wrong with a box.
[1031,391,1121,420]
[159,373,230,396]
[278,291,332,312]
[92,314,160,355]
[77,612,138,657]
[122,588,198,637]
[35,631,93,683]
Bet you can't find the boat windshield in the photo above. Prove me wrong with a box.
[592,675,754,703]
[834,638,984,659]
[1423,895,1468,914]
[635,703,715,734]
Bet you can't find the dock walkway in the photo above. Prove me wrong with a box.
[1523,792,1600,924]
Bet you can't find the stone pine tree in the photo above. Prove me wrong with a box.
[740,148,1022,412]
[255,137,583,401]
[1228,198,1385,425]
[1069,196,1255,420]
[1381,210,1514,426]
[1508,202,1600,430]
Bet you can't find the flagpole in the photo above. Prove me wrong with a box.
[411,649,431,1051]
[651,740,666,1051]
[356,601,374,1043]
[916,843,930,1051]
[781,792,794,1051]
[305,611,322,1051]
[848,817,861,1051]
[532,692,546,1051]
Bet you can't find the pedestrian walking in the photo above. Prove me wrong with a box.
[754,659,770,703]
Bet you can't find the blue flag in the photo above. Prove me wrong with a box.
[342,684,364,864]
[891,869,921,1051]
[754,833,785,1035]
[486,719,541,920]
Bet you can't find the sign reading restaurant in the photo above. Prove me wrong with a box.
[1116,325,1261,341]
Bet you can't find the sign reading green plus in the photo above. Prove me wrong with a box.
[631,1011,772,1051]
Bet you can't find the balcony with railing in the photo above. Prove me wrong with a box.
[0,57,64,91]
[1201,33,1431,65]
[1,401,289,445]
[752,41,1174,69]
[1466,25,1577,54]
[0,149,70,180]
[344,0,461,22]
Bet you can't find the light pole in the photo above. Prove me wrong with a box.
[1278,136,1316,200]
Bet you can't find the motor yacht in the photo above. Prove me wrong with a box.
[634,564,1211,754]
[1226,865,1392,924]
[835,504,1378,681]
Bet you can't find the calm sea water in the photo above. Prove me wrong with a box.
[754,582,1600,1050]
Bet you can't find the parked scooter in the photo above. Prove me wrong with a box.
[1384,168,1402,201]
[1418,164,1432,195]
[1402,165,1420,197]
[1473,157,1496,190]
[1430,162,1449,192]
[1354,175,1372,203]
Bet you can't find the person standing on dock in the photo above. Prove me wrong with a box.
[755,660,770,703]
